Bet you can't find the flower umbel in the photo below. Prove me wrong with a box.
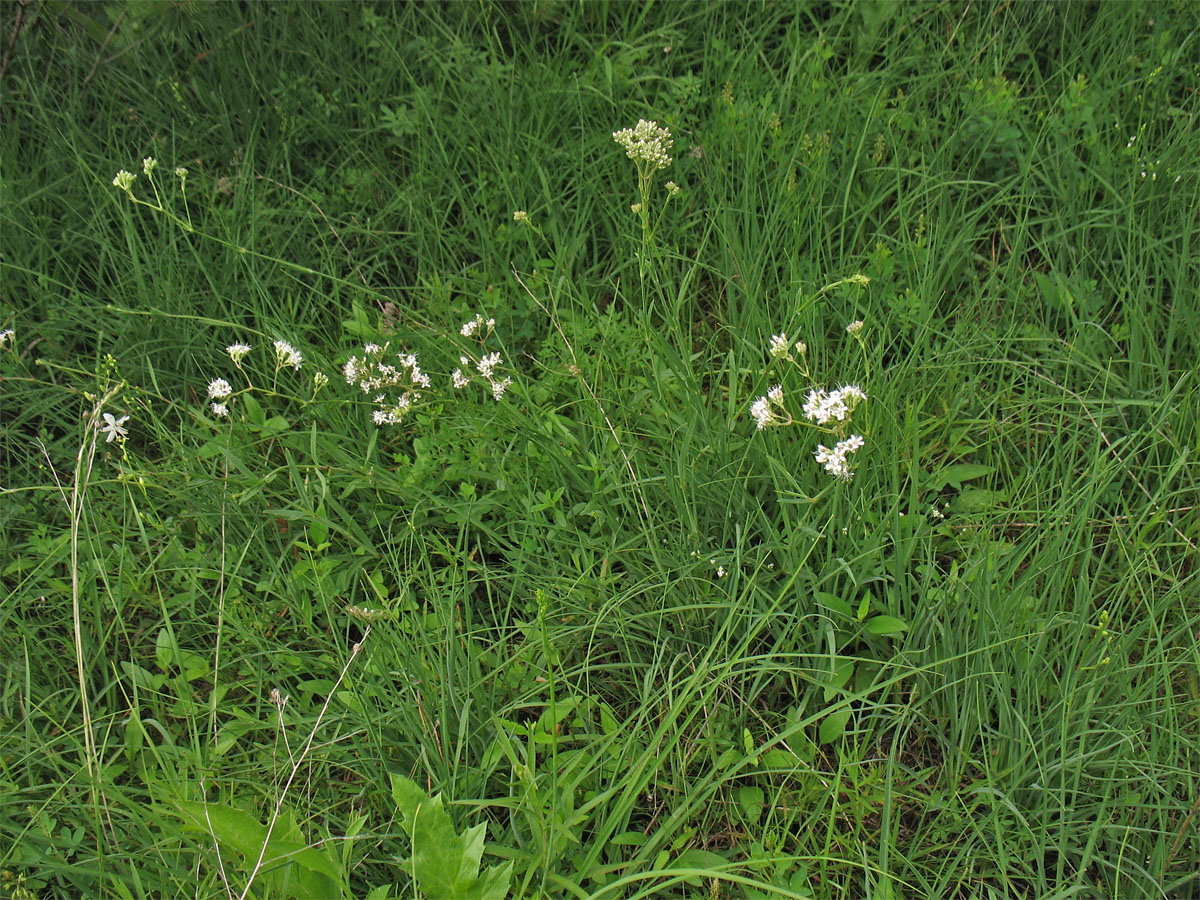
[207,378,232,399]
[272,340,303,371]
[802,385,867,426]
[344,342,430,426]
[750,384,788,430]
[612,119,674,170]
[226,343,251,364]
[814,434,865,480]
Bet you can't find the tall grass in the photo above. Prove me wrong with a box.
[1,2,1196,898]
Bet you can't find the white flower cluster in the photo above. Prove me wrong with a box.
[452,313,513,401]
[0,328,14,349]
[203,339,326,419]
[612,119,674,171]
[226,342,251,364]
[207,378,232,399]
[814,435,865,481]
[750,384,785,430]
[343,342,431,425]
[205,378,232,417]
[750,323,870,481]
[273,339,303,371]
[453,351,512,400]
[460,313,495,338]
[768,332,806,360]
[801,385,866,425]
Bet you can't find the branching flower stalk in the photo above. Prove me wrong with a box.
[39,380,126,804]
[749,282,872,481]
[237,632,369,900]
[613,119,680,279]
[111,158,401,318]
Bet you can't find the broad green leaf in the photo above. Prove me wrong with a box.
[242,393,267,427]
[954,488,1008,512]
[263,415,290,437]
[822,659,855,702]
[736,786,765,824]
[864,615,909,635]
[815,592,852,619]
[154,628,208,680]
[391,774,513,900]
[855,593,870,622]
[171,801,343,899]
[928,464,994,492]
[819,708,852,744]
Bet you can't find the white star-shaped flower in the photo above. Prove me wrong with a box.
[100,413,129,443]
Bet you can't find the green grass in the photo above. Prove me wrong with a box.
[2,2,1197,898]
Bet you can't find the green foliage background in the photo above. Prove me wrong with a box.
[1,2,1197,898]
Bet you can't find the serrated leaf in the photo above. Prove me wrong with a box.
[391,774,512,900]
[170,801,343,899]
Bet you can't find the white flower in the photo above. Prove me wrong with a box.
[313,372,329,390]
[814,434,865,480]
[769,333,791,358]
[477,352,501,379]
[846,320,864,335]
[142,157,157,175]
[750,396,774,430]
[99,412,129,443]
[273,340,303,370]
[226,342,251,364]
[211,402,229,417]
[613,119,674,170]
[345,343,426,425]
[174,166,188,178]
[0,329,13,349]
[767,384,783,404]
[513,210,528,222]
[491,377,512,400]
[802,385,866,425]
[112,170,136,191]
[207,378,232,399]
[452,369,470,389]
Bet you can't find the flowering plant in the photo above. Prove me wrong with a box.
[612,119,682,278]
[749,281,872,482]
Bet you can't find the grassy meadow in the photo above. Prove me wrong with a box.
[1,1,1198,897]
